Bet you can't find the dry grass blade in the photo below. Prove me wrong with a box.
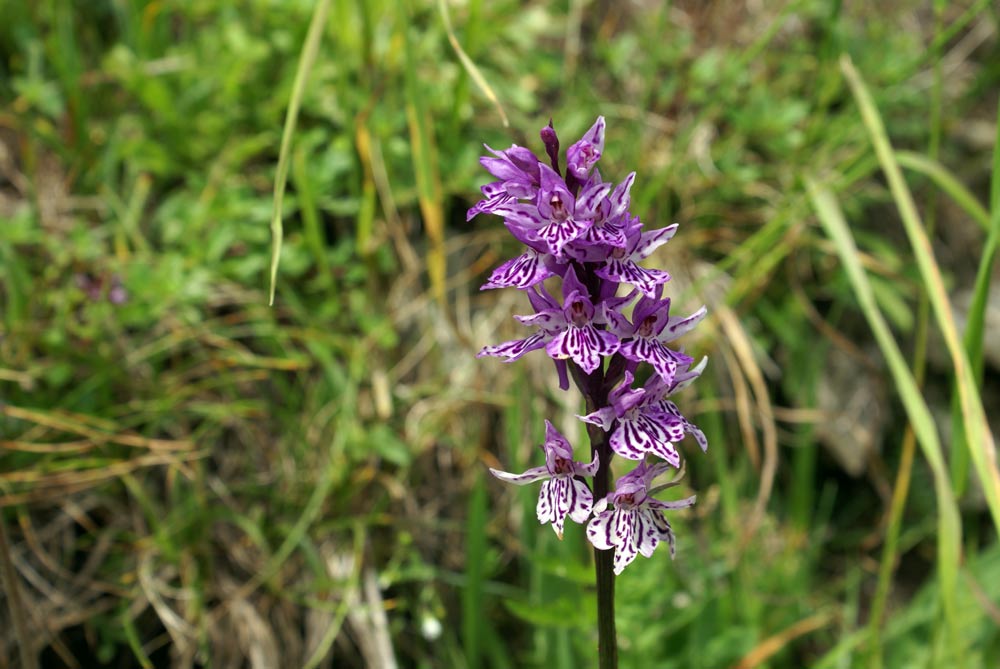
[0,518,39,669]
[841,55,1000,533]
[733,611,835,669]
[0,451,206,507]
[718,306,779,542]
[1,403,194,452]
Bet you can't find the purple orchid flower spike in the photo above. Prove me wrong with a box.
[532,266,620,373]
[618,288,706,384]
[578,371,686,465]
[489,420,599,539]
[594,220,678,297]
[566,116,606,180]
[586,460,695,574]
[473,116,710,653]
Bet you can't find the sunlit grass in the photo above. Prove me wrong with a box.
[1,1,999,667]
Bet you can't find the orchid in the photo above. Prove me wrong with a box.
[472,116,709,667]
[489,421,599,539]
[617,288,706,385]
[587,461,696,575]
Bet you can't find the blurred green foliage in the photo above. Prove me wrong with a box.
[1,1,999,668]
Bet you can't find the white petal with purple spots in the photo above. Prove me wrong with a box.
[477,331,549,362]
[481,249,555,290]
[546,325,619,374]
[595,259,671,298]
[490,465,549,485]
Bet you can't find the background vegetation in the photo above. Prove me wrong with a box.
[1,1,999,667]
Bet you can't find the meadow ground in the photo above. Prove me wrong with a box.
[1,1,999,667]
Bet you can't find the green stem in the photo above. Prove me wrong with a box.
[570,352,618,668]
[592,431,617,669]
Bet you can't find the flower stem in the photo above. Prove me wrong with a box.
[592,430,618,669]
[570,360,618,669]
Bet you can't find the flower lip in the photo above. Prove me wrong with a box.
[569,300,589,326]
[551,456,574,476]
[637,315,657,338]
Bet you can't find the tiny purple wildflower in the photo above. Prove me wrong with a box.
[489,420,599,539]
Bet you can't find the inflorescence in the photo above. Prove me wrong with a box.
[473,117,708,575]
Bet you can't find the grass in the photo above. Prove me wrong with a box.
[1,1,999,667]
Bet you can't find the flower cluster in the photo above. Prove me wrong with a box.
[475,117,708,574]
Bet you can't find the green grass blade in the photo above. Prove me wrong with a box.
[268,0,332,306]
[965,97,1000,380]
[806,178,962,663]
[462,476,488,667]
[841,55,1000,533]
[437,0,509,128]
[121,606,155,669]
[894,151,990,232]
[952,97,1000,494]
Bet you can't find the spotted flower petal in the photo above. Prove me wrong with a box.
[481,247,556,290]
[586,467,694,573]
[490,421,598,539]
[595,223,679,297]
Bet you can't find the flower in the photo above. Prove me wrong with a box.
[593,219,678,297]
[566,116,606,180]
[476,285,562,362]
[617,288,706,385]
[578,371,686,465]
[533,266,619,373]
[489,421,599,538]
[586,461,695,574]
[504,164,611,258]
[479,266,620,374]
[473,115,709,572]
[572,171,634,250]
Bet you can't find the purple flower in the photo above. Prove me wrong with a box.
[586,461,695,574]
[506,164,611,258]
[480,266,619,373]
[480,241,556,291]
[618,290,706,384]
[477,285,563,362]
[490,420,599,538]
[519,266,619,373]
[578,371,687,465]
[467,144,542,221]
[566,116,606,181]
[571,171,634,250]
[594,220,678,297]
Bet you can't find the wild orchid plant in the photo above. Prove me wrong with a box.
[472,117,708,667]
